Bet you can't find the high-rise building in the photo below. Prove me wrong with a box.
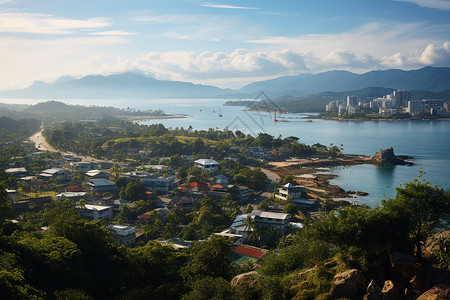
[347,95,360,107]
[391,89,411,107]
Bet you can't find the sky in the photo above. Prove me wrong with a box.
[1,0,450,90]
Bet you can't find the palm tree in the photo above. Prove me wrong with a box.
[243,215,260,246]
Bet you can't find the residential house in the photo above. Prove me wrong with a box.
[69,161,98,173]
[229,210,291,238]
[5,167,28,178]
[106,225,136,246]
[275,183,305,202]
[79,204,112,220]
[194,159,219,171]
[85,169,110,179]
[6,189,16,203]
[56,192,87,201]
[88,179,117,192]
[39,168,74,181]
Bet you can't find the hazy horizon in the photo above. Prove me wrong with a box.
[1,0,450,91]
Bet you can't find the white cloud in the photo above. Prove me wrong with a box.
[419,42,450,64]
[200,4,261,10]
[394,0,450,11]
[0,12,111,34]
[91,30,137,36]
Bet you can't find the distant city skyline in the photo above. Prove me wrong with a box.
[1,0,449,90]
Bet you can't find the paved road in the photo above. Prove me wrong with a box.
[29,126,110,165]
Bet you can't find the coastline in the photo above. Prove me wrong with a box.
[266,154,411,204]
[117,114,188,121]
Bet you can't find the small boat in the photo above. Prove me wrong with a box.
[218,114,223,117]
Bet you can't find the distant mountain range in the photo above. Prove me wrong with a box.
[240,66,450,96]
[1,66,450,99]
[0,72,232,99]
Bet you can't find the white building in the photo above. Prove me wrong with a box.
[347,96,360,107]
[69,161,98,173]
[39,168,74,181]
[106,225,136,246]
[229,210,291,237]
[275,183,305,202]
[391,89,411,107]
[85,170,110,179]
[407,100,426,116]
[79,204,112,220]
[143,176,176,193]
[88,179,117,192]
[194,159,219,171]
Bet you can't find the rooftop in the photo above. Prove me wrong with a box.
[194,158,218,165]
[233,245,267,259]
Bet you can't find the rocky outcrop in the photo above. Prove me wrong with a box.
[410,264,450,294]
[370,147,412,165]
[231,271,263,299]
[331,269,366,299]
[382,280,403,300]
[364,280,383,300]
[390,252,417,282]
[417,284,450,300]
[423,230,450,258]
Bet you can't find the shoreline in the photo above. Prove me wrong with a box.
[118,114,188,121]
[266,154,408,204]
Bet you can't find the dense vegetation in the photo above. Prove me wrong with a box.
[0,101,166,123]
[43,118,342,161]
[0,176,449,299]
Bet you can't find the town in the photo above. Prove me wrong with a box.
[325,89,450,118]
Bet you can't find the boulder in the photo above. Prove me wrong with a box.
[382,280,403,300]
[331,269,366,299]
[370,147,409,165]
[417,284,450,300]
[410,264,450,294]
[390,252,417,282]
[231,271,263,299]
[364,280,383,300]
[423,230,450,258]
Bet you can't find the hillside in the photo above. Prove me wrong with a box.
[0,72,231,99]
[241,66,450,96]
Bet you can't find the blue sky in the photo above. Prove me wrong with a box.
[1,0,449,90]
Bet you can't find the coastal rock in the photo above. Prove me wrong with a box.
[370,147,409,166]
[382,280,403,300]
[230,271,263,298]
[416,284,450,300]
[410,264,450,293]
[423,230,450,258]
[364,280,383,300]
[331,269,366,299]
[390,252,417,284]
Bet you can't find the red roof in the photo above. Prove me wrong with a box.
[66,186,85,192]
[145,191,153,195]
[211,184,224,190]
[171,196,195,205]
[160,197,172,204]
[138,213,150,219]
[233,245,267,259]
[189,182,206,187]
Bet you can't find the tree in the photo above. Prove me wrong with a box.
[119,181,146,201]
[382,176,450,260]
[243,215,260,246]
[282,175,296,185]
[0,185,12,223]
[181,236,233,284]
[183,277,238,300]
